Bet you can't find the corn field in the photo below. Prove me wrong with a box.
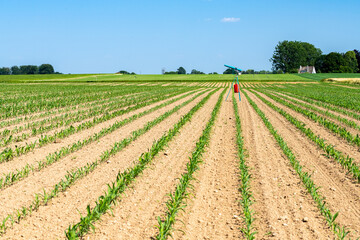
[0,80,359,239]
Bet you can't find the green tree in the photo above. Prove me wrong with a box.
[354,49,360,73]
[321,52,346,73]
[271,40,322,73]
[177,67,186,74]
[11,66,21,75]
[191,69,204,74]
[344,51,359,73]
[223,68,234,74]
[38,64,54,74]
[20,65,38,74]
[0,67,11,75]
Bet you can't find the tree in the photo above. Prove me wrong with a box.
[38,64,54,74]
[177,67,186,74]
[223,68,234,74]
[354,49,360,73]
[0,67,11,75]
[20,65,38,74]
[271,40,322,73]
[190,69,204,74]
[11,66,21,75]
[344,51,359,73]
[321,52,346,73]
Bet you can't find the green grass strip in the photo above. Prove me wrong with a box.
[242,90,350,239]
[232,93,256,239]
[249,89,360,182]
[154,88,226,240]
[63,89,218,239]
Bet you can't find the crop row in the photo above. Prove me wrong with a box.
[262,87,360,122]
[232,93,256,239]
[242,90,349,239]
[0,89,190,147]
[1,84,197,119]
[0,88,196,163]
[0,91,143,138]
[261,84,360,112]
[248,90,360,182]
[0,89,215,235]
[255,89,360,149]
[0,87,148,128]
[63,89,218,239]
[154,89,225,239]
[263,90,360,133]
[0,90,207,189]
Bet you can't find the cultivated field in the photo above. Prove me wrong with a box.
[0,76,360,239]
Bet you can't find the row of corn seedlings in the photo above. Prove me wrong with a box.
[263,87,360,122]
[232,93,256,239]
[0,90,208,189]
[154,88,225,239]
[63,90,218,239]
[248,90,360,182]
[0,89,216,235]
[0,84,184,119]
[0,86,149,128]
[254,89,360,149]
[242,90,350,239]
[0,91,144,141]
[263,90,360,132]
[0,89,191,147]
[262,84,360,115]
[0,88,195,163]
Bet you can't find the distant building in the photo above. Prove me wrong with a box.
[298,66,316,74]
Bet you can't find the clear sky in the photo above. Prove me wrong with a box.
[0,0,359,74]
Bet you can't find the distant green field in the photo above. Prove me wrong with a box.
[64,73,311,82]
[3,72,359,83]
[1,74,309,83]
[0,74,102,82]
[296,73,360,81]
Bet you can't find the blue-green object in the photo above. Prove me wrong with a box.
[224,64,241,101]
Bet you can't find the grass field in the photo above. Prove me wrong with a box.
[2,73,360,83]
[0,80,359,239]
[0,73,311,83]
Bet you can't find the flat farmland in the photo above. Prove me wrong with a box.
[0,79,360,239]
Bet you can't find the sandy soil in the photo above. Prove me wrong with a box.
[171,98,241,240]
[238,92,333,239]
[247,90,360,238]
[1,90,217,239]
[86,91,222,240]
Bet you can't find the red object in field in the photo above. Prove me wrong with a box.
[234,84,239,93]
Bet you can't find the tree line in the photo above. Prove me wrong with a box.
[0,64,59,75]
[271,40,360,73]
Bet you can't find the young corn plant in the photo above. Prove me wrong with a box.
[249,90,360,183]
[154,88,226,240]
[0,90,214,235]
[232,93,256,240]
[0,90,206,189]
[63,89,218,239]
[242,90,350,239]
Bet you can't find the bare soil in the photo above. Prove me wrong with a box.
[247,90,360,238]
[1,90,217,239]
[238,91,333,239]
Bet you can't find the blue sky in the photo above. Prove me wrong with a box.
[0,0,359,74]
